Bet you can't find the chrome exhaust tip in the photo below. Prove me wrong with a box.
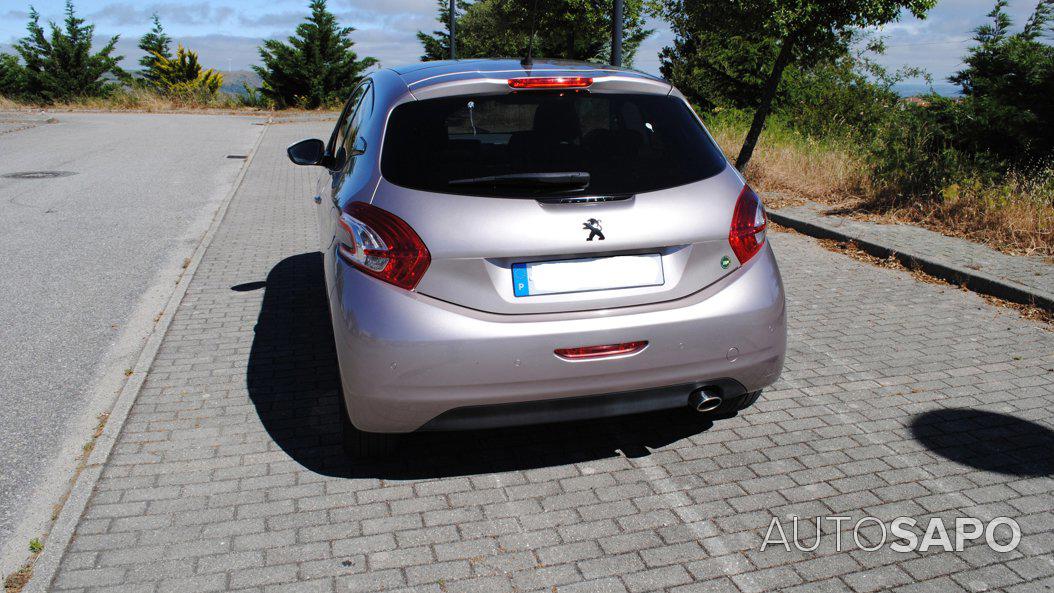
[688,388,723,413]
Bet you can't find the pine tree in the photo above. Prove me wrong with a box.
[0,53,27,97]
[138,14,172,88]
[15,0,124,102]
[253,0,377,109]
[942,0,1054,164]
[416,0,470,60]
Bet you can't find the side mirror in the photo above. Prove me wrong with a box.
[287,138,326,166]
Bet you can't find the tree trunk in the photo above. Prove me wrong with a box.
[735,34,797,171]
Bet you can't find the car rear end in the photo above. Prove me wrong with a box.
[330,62,786,433]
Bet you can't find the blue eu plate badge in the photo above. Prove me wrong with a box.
[512,264,530,297]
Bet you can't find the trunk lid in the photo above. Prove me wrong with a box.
[374,170,745,314]
[373,86,746,314]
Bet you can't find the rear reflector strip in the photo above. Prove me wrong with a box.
[508,76,593,89]
[555,341,648,360]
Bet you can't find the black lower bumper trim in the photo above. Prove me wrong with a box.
[419,379,748,431]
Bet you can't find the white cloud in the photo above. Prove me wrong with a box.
[90,2,235,26]
[867,0,1045,82]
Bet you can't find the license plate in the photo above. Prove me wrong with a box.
[512,254,664,297]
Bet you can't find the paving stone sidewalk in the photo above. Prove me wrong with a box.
[44,122,1054,593]
[771,200,1054,306]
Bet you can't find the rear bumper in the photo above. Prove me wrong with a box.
[329,243,786,433]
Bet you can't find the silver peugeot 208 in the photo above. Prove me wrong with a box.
[287,59,786,456]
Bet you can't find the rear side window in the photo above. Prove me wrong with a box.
[381,93,728,196]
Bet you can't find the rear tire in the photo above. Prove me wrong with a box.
[338,388,399,460]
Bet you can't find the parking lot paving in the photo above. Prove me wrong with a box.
[42,121,1054,593]
[770,200,1054,309]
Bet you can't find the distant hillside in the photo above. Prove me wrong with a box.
[220,70,263,96]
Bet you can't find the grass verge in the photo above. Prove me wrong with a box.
[706,110,871,206]
[707,113,1053,258]
[0,89,337,115]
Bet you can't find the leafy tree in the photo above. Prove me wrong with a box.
[780,40,917,141]
[138,14,172,89]
[15,0,124,102]
[656,0,935,170]
[253,0,377,109]
[153,44,223,97]
[659,33,794,112]
[664,28,921,145]
[658,29,879,113]
[417,0,652,66]
[0,53,27,97]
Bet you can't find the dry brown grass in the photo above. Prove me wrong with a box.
[0,90,339,116]
[3,563,32,593]
[38,89,260,114]
[708,121,871,208]
[846,174,1054,258]
[0,96,22,110]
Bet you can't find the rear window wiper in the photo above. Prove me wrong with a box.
[448,172,590,188]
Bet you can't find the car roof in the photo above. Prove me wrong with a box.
[385,58,666,89]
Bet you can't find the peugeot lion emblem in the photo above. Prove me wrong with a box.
[583,218,605,241]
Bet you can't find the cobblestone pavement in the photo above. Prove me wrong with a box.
[773,200,1054,300]
[45,122,1054,593]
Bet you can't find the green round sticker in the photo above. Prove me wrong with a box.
[721,256,731,269]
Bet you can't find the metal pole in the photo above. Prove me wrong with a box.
[611,0,623,66]
[449,0,457,60]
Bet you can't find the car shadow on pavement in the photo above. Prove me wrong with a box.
[246,252,718,480]
[910,408,1054,477]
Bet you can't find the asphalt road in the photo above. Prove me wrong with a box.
[0,112,264,571]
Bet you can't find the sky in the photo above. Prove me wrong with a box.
[0,0,1047,89]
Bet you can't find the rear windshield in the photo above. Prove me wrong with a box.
[381,92,728,197]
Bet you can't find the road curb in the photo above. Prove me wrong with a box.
[24,121,271,593]
[768,209,1054,312]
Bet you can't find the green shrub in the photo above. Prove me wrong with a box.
[867,100,967,201]
[238,83,275,109]
[152,44,223,98]
[777,47,907,145]
[0,53,27,98]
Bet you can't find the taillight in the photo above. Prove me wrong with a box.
[508,76,593,89]
[336,202,430,290]
[555,341,648,360]
[729,185,767,264]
